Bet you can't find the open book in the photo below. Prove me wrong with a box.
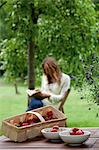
[26,89,49,100]
[26,89,41,97]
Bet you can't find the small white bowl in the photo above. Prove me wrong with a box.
[59,130,91,146]
[41,127,67,140]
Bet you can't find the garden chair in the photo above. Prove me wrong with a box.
[58,89,70,127]
[59,88,71,113]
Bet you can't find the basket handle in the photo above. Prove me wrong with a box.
[26,111,45,122]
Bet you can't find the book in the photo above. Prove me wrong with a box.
[26,89,49,100]
[26,89,41,97]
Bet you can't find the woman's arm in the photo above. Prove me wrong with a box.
[49,75,70,103]
[40,74,70,102]
[33,92,50,99]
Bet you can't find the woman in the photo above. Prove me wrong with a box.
[27,57,70,111]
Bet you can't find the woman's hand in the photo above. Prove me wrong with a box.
[34,92,50,100]
[41,92,50,98]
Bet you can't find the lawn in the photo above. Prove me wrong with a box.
[0,78,99,135]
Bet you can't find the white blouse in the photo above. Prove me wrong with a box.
[40,73,70,108]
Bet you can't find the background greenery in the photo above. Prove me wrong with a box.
[0,0,98,103]
[0,0,98,82]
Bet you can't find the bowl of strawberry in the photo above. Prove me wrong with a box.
[41,125,67,140]
[59,128,91,146]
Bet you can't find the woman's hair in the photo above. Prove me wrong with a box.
[42,57,61,84]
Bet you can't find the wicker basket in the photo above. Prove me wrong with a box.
[2,105,67,142]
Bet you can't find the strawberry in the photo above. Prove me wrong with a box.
[72,128,79,132]
[22,122,29,126]
[27,120,34,125]
[47,111,53,116]
[51,128,58,132]
[76,130,84,135]
[70,131,77,135]
[32,118,40,123]
[48,115,53,120]
[53,125,59,130]
[70,129,84,135]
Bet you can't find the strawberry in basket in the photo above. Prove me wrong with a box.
[43,110,53,121]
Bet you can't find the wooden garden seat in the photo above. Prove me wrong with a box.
[59,89,70,113]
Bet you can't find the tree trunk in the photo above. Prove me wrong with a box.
[14,80,20,94]
[27,3,39,107]
[27,40,35,106]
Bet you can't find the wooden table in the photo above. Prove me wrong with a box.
[0,128,99,150]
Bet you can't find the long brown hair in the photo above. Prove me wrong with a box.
[42,57,61,84]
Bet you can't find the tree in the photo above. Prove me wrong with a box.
[0,0,98,105]
[37,0,97,78]
[0,38,27,93]
[0,0,38,96]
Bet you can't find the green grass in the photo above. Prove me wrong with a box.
[0,78,99,135]
[64,90,99,127]
[0,79,27,135]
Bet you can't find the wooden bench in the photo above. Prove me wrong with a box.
[59,89,70,113]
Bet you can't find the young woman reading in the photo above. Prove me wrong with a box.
[27,57,70,111]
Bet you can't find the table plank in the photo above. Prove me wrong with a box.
[0,128,99,150]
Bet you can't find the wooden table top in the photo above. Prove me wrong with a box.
[0,128,99,150]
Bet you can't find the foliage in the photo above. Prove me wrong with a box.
[0,38,27,81]
[0,1,7,40]
[37,0,97,78]
[37,0,99,108]
[0,0,98,89]
[78,52,99,109]
[75,0,99,107]
[0,0,34,83]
